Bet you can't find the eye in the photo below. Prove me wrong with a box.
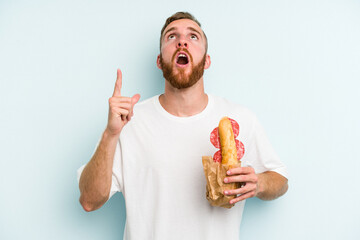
[190,34,198,40]
[168,34,175,40]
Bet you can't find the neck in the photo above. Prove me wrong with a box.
[159,78,208,117]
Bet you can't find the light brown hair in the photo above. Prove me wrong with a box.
[160,12,208,52]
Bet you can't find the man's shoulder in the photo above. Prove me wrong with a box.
[136,95,158,106]
[209,94,256,118]
[133,95,159,112]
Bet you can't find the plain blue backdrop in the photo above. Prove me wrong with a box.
[1,0,359,239]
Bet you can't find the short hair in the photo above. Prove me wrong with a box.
[160,12,208,52]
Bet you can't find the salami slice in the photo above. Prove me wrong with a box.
[229,118,239,138]
[235,139,245,160]
[210,127,220,148]
[213,150,222,163]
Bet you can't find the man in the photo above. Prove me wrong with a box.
[78,12,288,239]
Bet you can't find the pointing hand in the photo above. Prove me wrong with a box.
[106,69,140,136]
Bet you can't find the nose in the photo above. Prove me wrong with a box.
[177,39,188,48]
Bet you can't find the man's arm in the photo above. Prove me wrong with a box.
[256,171,288,201]
[223,167,288,204]
[79,130,119,212]
[79,69,140,212]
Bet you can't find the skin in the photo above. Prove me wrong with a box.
[224,168,288,204]
[79,69,140,211]
[156,19,211,116]
[79,19,288,211]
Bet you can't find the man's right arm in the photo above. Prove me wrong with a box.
[78,69,140,212]
[79,130,119,212]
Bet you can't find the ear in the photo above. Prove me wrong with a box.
[156,55,162,70]
[204,54,211,70]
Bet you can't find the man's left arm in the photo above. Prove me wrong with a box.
[223,167,288,204]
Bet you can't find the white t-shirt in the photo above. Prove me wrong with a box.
[77,94,288,240]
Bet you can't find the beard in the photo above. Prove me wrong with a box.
[159,50,206,89]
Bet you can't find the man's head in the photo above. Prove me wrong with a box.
[159,12,208,53]
[157,12,211,89]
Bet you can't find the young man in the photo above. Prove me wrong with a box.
[78,12,288,239]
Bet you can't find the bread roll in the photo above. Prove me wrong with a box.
[218,117,238,167]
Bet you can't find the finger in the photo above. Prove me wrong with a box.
[126,112,133,121]
[224,174,257,184]
[112,69,122,97]
[229,191,256,204]
[109,102,132,110]
[129,93,141,116]
[127,112,134,121]
[224,183,255,196]
[227,167,255,175]
[109,96,132,104]
[110,107,130,117]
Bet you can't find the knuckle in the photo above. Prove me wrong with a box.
[109,97,117,104]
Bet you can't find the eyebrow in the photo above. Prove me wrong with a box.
[163,26,203,39]
[187,27,202,37]
[163,27,176,38]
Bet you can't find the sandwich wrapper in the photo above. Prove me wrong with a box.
[202,156,242,209]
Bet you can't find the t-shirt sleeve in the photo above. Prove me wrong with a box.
[110,139,123,196]
[243,115,289,179]
[76,138,123,200]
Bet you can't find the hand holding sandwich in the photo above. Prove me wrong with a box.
[223,167,258,204]
[202,117,288,207]
[218,117,258,205]
[224,167,289,204]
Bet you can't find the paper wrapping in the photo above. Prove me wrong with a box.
[202,156,241,209]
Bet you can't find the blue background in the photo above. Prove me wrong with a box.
[1,0,359,239]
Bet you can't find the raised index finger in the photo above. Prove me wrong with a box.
[112,69,122,97]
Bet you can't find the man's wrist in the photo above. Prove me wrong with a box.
[255,173,266,198]
[103,128,120,142]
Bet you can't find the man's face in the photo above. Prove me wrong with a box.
[157,19,210,89]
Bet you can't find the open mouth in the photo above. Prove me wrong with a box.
[176,53,189,66]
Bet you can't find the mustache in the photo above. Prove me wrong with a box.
[171,48,193,63]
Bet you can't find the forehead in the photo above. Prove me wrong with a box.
[163,19,204,36]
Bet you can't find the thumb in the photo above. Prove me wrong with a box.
[128,94,141,120]
[131,94,141,106]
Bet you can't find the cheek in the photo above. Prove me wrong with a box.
[161,44,172,56]
[191,43,206,55]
